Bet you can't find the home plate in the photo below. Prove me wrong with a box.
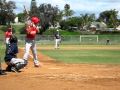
[48,67,62,69]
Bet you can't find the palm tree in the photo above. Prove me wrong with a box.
[30,0,39,17]
[80,13,95,30]
[63,4,74,20]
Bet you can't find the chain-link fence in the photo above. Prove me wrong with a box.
[0,34,120,45]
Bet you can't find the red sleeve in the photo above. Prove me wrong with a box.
[5,32,7,38]
[26,26,31,34]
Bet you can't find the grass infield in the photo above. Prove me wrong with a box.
[40,45,120,64]
[0,44,120,64]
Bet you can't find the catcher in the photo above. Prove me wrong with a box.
[4,35,27,72]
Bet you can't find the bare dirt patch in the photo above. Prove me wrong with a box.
[0,48,120,90]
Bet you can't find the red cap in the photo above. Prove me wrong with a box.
[31,16,40,24]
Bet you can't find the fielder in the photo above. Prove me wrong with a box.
[23,16,40,67]
[4,35,27,72]
[54,30,61,49]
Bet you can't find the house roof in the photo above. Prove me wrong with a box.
[90,25,96,28]
[116,25,120,30]
[91,21,107,28]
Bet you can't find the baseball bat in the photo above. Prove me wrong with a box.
[23,5,30,21]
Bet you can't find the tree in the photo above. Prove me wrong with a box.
[17,13,25,22]
[80,13,95,30]
[60,16,81,31]
[30,0,39,17]
[38,3,61,33]
[0,0,16,25]
[98,9,119,28]
[63,4,74,20]
[60,13,95,31]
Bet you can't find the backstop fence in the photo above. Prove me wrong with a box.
[0,35,120,45]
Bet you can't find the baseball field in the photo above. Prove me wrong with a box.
[0,45,120,90]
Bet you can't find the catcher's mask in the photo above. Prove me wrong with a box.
[7,25,12,32]
[9,35,18,43]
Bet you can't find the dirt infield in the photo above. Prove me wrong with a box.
[0,47,120,90]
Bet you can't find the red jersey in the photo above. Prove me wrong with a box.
[5,31,12,38]
[26,25,39,40]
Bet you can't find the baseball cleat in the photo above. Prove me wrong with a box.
[34,62,43,67]
[34,63,40,67]
[11,67,18,73]
[0,70,7,75]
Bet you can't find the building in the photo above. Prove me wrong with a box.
[90,21,107,31]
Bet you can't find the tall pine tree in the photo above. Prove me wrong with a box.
[30,0,39,17]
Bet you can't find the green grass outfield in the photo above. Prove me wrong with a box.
[0,44,120,64]
[39,45,120,64]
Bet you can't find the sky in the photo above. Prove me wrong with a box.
[7,0,120,18]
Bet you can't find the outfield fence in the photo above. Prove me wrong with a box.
[0,35,120,45]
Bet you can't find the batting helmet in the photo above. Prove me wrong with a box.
[31,16,40,24]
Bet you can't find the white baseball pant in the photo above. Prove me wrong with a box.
[10,58,25,65]
[23,38,39,64]
[55,39,61,49]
